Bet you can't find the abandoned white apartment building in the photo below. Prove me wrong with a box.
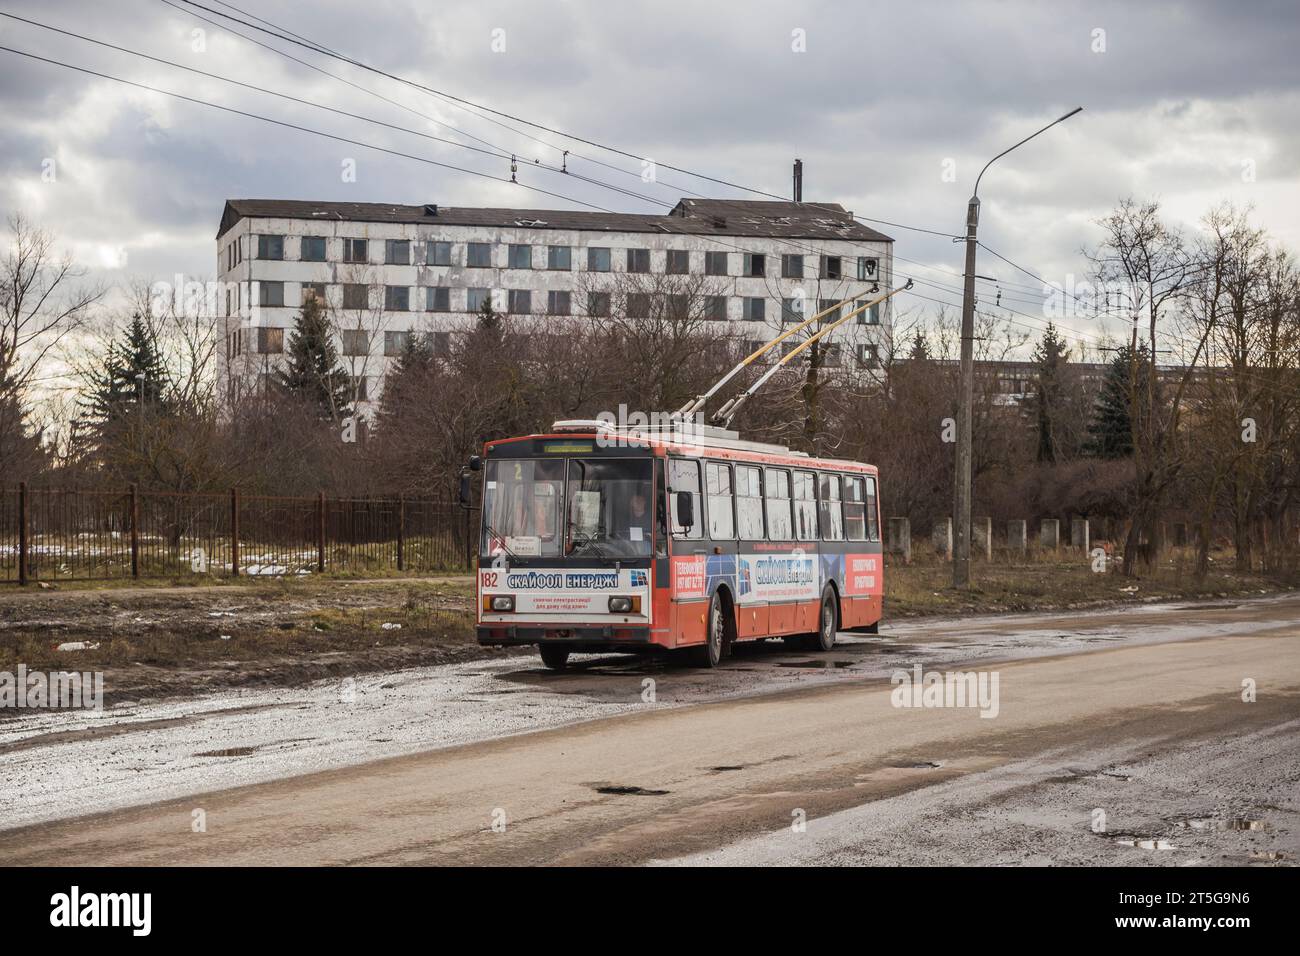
[216,197,894,414]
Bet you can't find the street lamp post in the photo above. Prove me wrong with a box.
[953,107,1082,589]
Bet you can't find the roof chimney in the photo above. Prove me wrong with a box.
[423,203,438,216]
[793,159,803,203]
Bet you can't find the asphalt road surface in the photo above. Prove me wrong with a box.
[3,595,1298,866]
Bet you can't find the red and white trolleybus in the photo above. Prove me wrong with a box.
[471,420,883,669]
[469,279,908,669]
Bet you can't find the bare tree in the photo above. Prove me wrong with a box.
[0,214,103,481]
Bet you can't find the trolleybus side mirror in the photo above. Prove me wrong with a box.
[675,491,695,531]
[458,473,471,507]
[467,455,482,472]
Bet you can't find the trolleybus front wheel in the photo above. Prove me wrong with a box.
[539,645,571,671]
[691,592,728,668]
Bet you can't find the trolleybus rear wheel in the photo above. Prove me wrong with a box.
[539,645,571,671]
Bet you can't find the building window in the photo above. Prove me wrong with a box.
[508,244,532,269]
[587,291,611,317]
[820,255,842,279]
[821,342,843,367]
[302,282,328,304]
[857,256,879,281]
[781,254,803,278]
[343,238,368,263]
[547,290,571,315]
[301,236,326,262]
[742,297,765,322]
[340,330,371,356]
[547,246,571,270]
[705,251,728,276]
[743,253,766,278]
[507,289,531,314]
[427,241,452,266]
[626,292,651,318]
[781,297,806,323]
[427,287,450,312]
[384,330,411,356]
[467,288,490,313]
[433,331,451,357]
[705,295,728,321]
[626,248,650,274]
[819,298,842,322]
[258,281,284,307]
[467,242,492,268]
[384,286,410,311]
[385,239,410,265]
[587,247,611,272]
[856,301,881,325]
[665,249,690,274]
[256,327,284,354]
[342,284,369,310]
[666,293,689,320]
[857,343,879,369]
[257,235,284,260]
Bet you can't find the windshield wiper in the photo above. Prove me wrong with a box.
[481,521,519,562]
[569,531,616,561]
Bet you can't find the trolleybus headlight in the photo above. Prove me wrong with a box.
[490,595,515,612]
[608,595,634,614]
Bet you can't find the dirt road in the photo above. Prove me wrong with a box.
[2,596,1297,865]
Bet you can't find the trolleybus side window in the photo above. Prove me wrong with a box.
[765,469,793,541]
[669,459,702,539]
[705,461,735,540]
[736,465,765,540]
[843,476,867,541]
[865,475,880,541]
[793,470,817,541]
[819,473,844,541]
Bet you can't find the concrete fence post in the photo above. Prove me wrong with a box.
[972,516,992,560]
[1040,518,1060,551]
[932,517,953,561]
[1071,516,1090,552]
[1007,519,1027,556]
[886,517,912,564]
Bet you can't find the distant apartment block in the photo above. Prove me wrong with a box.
[215,197,895,414]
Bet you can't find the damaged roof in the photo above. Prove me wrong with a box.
[217,197,893,243]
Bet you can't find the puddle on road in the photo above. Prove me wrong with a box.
[1117,838,1176,850]
[193,737,317,758]
[776,660,855,669]
[708,765,745,773]
[593,784,671,796]
[889,761,943,770]
[1176,818,1269,832]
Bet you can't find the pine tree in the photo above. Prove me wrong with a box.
[83,312,171,427]
[375,333,436,429]
[907,330,931,362]
[1086,345,1151,459]
[1032,322,1069,462]
[274,292,350,418]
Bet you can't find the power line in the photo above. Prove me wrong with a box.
[0,43,619,213]
[172,0,966,240]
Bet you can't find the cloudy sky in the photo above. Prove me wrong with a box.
[2,0,1298,355]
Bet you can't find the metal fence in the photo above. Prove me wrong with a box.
[0,484,476,583]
